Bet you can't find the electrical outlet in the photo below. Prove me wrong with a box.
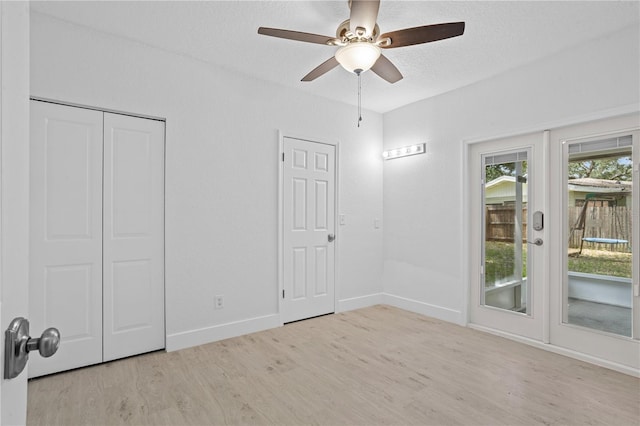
[214,295,224,310]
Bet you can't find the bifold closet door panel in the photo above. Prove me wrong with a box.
[29,101,104,378]
[102,113,165,362]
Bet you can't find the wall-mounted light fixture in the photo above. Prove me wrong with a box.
[382,143,426,160]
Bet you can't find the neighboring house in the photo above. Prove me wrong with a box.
[484,176,528,205]
[568,177,632,207]
[485,176,631,206]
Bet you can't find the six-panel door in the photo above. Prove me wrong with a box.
[282,137,336,323]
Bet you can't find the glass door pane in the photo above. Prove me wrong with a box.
[565,136,633,336]
[482,150,530,314]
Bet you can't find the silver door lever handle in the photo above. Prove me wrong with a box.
[527,238,543,246]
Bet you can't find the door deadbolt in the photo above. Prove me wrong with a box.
[532,211,544,231]
[4,317,60,379]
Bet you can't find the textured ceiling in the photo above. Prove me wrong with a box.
[31,1,640,113]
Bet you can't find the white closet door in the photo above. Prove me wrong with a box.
[102,113,165,362]
[282,137,336,323]
[29,101,104,377]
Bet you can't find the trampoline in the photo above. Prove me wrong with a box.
[582,237,628,244]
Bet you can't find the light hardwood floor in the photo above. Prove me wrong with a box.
[27,305,639,425]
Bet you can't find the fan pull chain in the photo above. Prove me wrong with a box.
[357,70,362,128]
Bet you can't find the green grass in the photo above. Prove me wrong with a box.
[484,241,527,287]
[484,242,632,287]
[568,249,632,278]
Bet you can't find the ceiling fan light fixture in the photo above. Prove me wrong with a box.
[335,42,381,73]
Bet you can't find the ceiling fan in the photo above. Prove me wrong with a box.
[257,0,465,84]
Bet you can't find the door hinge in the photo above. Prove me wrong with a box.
[282,152,285,162]
[282,289,285,298]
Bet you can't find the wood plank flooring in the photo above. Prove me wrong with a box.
[27,305,640,425]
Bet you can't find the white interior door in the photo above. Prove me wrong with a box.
[29,101,103,377]
[282,137,336,323]
[1,2,30,421]
[468,131,546,341]
[30,104,165,374]
[102,113,165,361]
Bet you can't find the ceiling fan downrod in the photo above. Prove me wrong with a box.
[356,69,362,128]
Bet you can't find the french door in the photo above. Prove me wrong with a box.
[548,115,639,370]
[470,113,640,373]
[469,131,546,341]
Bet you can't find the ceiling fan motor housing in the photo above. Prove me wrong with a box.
[335,19,380,44]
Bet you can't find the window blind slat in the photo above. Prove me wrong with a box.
[484,150,528,166]
[568,135,632,155]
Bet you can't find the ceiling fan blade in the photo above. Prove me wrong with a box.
[371,54,403,84]
[258,27,336,45]
[349,0,380,37]
[301,57,340,82]
[380,22,465,49]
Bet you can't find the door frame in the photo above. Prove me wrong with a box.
[278,131,340,325]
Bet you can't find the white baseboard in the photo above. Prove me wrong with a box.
[468,323,640,378]
[166,314,281,352]
[337,293,384,312]
[382,293,464,325]
[165,296,637,377]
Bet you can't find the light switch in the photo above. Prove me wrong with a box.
[374,218,381,229]
[339,214,346,226]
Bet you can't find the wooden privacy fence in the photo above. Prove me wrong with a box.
[486,205,632,252]
[485,205,528,242]
[568,206,632,252]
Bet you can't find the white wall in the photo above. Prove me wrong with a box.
[30,13,384,350]
[382,24,640,324]
[30,10,640,353]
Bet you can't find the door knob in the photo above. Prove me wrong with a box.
[527,238,543,246]
[4,317,60,379]
[26,327,61,358]
[328,233,335,242]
